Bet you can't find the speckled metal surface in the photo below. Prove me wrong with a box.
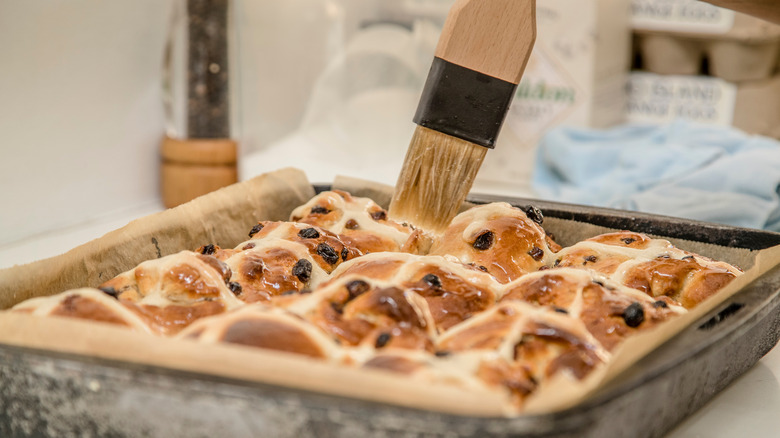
[2,193,780,438]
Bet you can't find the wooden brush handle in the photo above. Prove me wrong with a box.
[436,0,536,84]
[704,1,780,25]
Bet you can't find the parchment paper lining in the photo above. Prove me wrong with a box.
[0,167,315,310]
[0,168,777,417]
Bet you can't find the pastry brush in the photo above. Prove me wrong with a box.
[388,0,536,233]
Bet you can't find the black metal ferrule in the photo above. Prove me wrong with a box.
[414,57,517,149]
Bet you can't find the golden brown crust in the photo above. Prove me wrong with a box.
[402,266,496,331]
[228,246,309,302]
[241,222,360,272]
[476,359,538,405]
[339,231,402,254]
[220,318,327,358]
[321,285,434,351]
[554,231,741,309]
[331,257,407,282]
[10,288,153,333]
[290,191,421,255]
[177,305,339,359]
[96,251,241,335]
[285,276,438,352]
[500,269,683,351]
[429,203,559,283]
[624,257,738,308]
[439,301,607,408]
[501,273,579,310]
[577,283,673,351]
[123,300,226,336]
[587,232,654,249]
[51,294,133,327]
[291,190,353,226]
[555,248,631,276]
[100,252,234,303]
[330,253,501,331]
[363,354,427,374]
[438,305,518,352]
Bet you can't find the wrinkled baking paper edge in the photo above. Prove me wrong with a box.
[0,167,315,310]
[0,169,777,418]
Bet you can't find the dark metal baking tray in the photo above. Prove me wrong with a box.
[2,187,780,438]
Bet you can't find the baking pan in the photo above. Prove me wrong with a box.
[2,186,780,438]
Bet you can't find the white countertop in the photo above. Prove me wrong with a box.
[1,209,778,436]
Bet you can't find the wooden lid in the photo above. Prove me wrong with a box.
[161,136,238,165]
[160,136,239,208]
[161,162,238,208]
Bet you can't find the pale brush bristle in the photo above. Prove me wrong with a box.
[389,126,487,234]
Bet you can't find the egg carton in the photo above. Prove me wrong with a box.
[732,73,780,138]
[634,12,780,82]
[627,71,780,139]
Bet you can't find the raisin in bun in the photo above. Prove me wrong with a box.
[283,275,438,353]
[177,304,341,360]
[499,268,685,351]
[429,203,561,283]
[290,190,430,254]
[99,251,243,335]
[239,221,362,271]
[11,288,153,333]
[219,238,331,303]
[438,301,607,408]
[330,252,501,331]
[553,232,742,308]
[195,222,361,303]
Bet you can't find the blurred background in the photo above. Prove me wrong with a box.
[3,0,780,260]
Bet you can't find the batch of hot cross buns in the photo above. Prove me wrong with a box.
[9,191,743,409]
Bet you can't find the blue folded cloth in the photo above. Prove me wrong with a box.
[532,121,780,231]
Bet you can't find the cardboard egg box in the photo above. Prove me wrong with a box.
[628,1,780,137]
[632,1,780,81]
[627,71,780,139]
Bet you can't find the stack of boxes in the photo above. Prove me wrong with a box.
[628,0,780,138]
[475,0,632,194]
